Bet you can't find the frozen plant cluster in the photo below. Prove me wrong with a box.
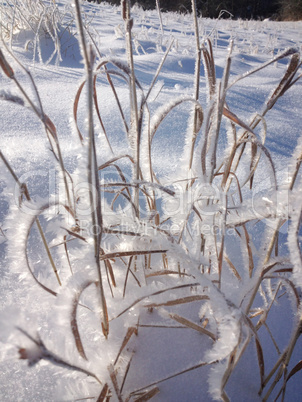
[0,1,302,401]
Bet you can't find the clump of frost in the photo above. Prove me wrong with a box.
[204,310,241,362]
[207,361,230,400]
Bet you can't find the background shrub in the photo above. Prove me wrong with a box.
[279,0,302,20]
[87,0,282,19]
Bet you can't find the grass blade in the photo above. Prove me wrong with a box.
[167,312,216,341]
[144,295,209,308]
[70,280,97,361]
[97,383,109,402]
[114,326,138,365]
[108,364,123,402]
[134,387,160,401]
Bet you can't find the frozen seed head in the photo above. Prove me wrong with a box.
[18,344,42,367]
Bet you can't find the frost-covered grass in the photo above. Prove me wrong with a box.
[1,1,302,401]
[0,0,79,65]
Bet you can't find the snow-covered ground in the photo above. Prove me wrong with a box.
[0,1,302,401]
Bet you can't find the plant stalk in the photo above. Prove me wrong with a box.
[123,0,140,217]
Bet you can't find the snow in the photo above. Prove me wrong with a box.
[0,1,302,401]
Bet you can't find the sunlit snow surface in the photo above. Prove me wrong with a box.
[0,1,302,401]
